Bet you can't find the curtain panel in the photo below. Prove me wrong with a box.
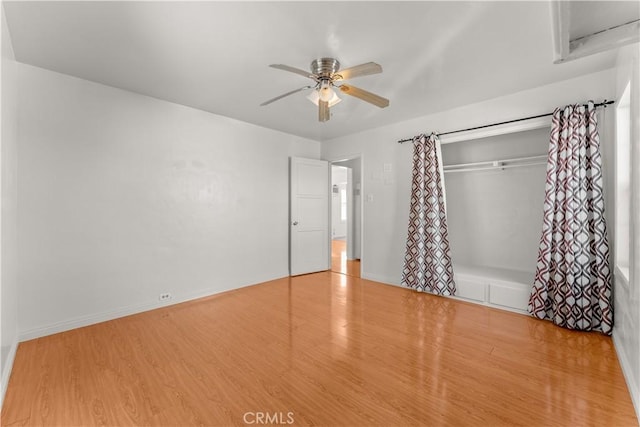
[402,133,456,296]
[528,101,613,335]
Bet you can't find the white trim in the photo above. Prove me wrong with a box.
[435,136,447,210]
[551,0,640,64]
[363,271,529,316]
[20,300,171,342]
[550,0,571,63]
[361,272,401,287]
[447,295,528,316]
[565,21,640,64]
[19,271,288,341]
[326,153,362,164]
[439,116,551,144]
[0,336,19,409]
[613,331,640,422]
[615,264,631,290]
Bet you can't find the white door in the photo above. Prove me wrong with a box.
[290,157,329,276]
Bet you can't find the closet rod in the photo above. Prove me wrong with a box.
[396,99,614,144]
[443,154,547,170]
[444,162,547,174]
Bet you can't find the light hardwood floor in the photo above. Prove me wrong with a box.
[2,272,637,426]
[331,239,360,277]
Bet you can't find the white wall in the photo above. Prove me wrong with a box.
[612,43,640,420]
[322,69,616,286]
[0,2,18,406]
[442,128,549,272]
[17,63,320,340]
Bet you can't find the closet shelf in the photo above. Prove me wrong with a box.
[443,154,547,173]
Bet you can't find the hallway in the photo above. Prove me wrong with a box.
[331,239,360,277]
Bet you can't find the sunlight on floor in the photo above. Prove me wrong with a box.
[331,239,360,278]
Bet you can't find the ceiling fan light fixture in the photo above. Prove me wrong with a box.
[307,89,341,107]
[318,82,335,102]
[262,57,388,122]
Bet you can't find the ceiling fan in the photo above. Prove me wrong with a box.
[260,57,389,122]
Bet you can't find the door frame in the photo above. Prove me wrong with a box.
[327,154,364,275]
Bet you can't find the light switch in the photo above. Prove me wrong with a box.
[366,194,374,202]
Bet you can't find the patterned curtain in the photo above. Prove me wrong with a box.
[402,133,456,295]
[528,101,613,335]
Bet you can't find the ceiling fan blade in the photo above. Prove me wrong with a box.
[319,100,330,122]
[339,84,389,108]
[269,64,316,80]
[333,62,382,81]
[260,86,313,106]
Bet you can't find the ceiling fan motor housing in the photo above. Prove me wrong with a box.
[311,58,340,78]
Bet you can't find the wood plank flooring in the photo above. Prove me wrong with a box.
[331,239,360,277]
[2,272,637,426]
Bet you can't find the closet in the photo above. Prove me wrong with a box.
[441,126,550,313]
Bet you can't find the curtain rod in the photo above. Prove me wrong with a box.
[397,100,615,144]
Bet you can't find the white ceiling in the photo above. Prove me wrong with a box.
[3,1,626,141]
[569,1,639,41]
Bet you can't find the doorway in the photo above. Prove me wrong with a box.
[331,158,361,277]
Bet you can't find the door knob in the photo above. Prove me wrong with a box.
[292,221,299,226]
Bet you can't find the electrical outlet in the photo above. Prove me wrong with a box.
[159,292,172,302]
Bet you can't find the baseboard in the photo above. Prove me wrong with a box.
[1,336,19,409]
[19,298,171,342]
[361,272,401,287]
[363,271,532,316]
[19,271,289,342]
[613,331,640,423]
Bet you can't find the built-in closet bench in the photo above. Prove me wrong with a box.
[452,265,533,314]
